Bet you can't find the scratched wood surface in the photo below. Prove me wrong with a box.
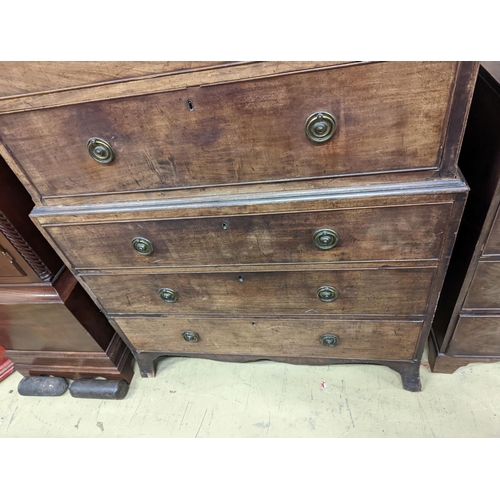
[82,267,435,316]
[446,315,500,356]
[0,62,457,198]
[0,62,233,98]
[114,316,421,359]
[44,203,451,270]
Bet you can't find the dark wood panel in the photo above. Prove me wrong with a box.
[83,268,435,316]
[463,261,500,309]
[115,316,422,360]
[0,240,26,278]
[0,155,63,278]
[428,327,500,373]
[7,333,134,383]
[0,303,102,351]
[46,203,452,269]
[0,62,457,198]
[447,315,500,357]
[484,207,500,255]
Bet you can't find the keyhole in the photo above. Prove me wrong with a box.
[221,222,229,230]
[187,99,194,111]
[238,276,244,282]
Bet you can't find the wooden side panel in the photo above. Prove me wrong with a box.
[83,268,435,316]
[45,203,452,269]
[0,62,457,198]
[114,316,422,360]
[447,315,500,357]
[0,303,102,351]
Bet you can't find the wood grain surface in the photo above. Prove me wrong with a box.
[0,62,457,198]
[83,267,435,316]
[447,315,500,356]
[0,62,236,98]
[114,316,422,360]
[483,207,500,255]
[463,261,500,309]
[45,202,452,270]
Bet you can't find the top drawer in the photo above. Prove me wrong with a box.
[0,62,457,199]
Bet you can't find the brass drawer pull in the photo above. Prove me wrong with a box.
[305,111,337,143]
[182,331,200,343]
[319,334,340,347]
[87,137,115,164]
[313,229,339,250]
[158,288,179,303]
[317,285,338,302]
[131,237,154,256]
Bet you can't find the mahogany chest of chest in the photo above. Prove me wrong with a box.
[0,61,478,390]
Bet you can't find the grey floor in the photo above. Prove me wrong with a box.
[1,349,499,437]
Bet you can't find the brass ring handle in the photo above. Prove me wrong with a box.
[305,111,337,143]
[317,285,339,302]
[158,288,179,303]
[87,138,115,164]
[131,237,154,256]
[313,229,339,250]
[182,331,200,343]
[319,334,340,347]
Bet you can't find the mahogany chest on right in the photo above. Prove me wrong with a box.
[430,63,500,372]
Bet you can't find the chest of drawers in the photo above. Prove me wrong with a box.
[0,61,478,391]
[0,154,133,385]
[430,63,500,372]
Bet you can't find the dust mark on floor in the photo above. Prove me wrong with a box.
[96,421,104,432]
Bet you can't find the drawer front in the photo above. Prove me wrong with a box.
[0,62,456,198]
[463,261,500,309]
[0,251,25,278]
[114,316,422,360]
[83,268,434,316]
[447,315,500,357]
[46,203,452,269]
[483,207,500,256]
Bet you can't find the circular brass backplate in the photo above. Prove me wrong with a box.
[319,334,340,347]
[131,237,154,256]
[313,229,339,250]
[87,137,115,164]
[305,111,337,143]
[317,285,339,302]
[158,288,179,303]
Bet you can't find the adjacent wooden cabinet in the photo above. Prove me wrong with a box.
[430,63,500,372]
[0,155,133,383]
[0,62,478,390]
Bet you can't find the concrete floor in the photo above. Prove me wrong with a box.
[1,350,500,437]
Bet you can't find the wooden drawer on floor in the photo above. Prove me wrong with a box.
[82,267,435,316]
[113,316,422,360]
[447,315,500,357]
[0,62,457,198]
[45,202,452,269]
